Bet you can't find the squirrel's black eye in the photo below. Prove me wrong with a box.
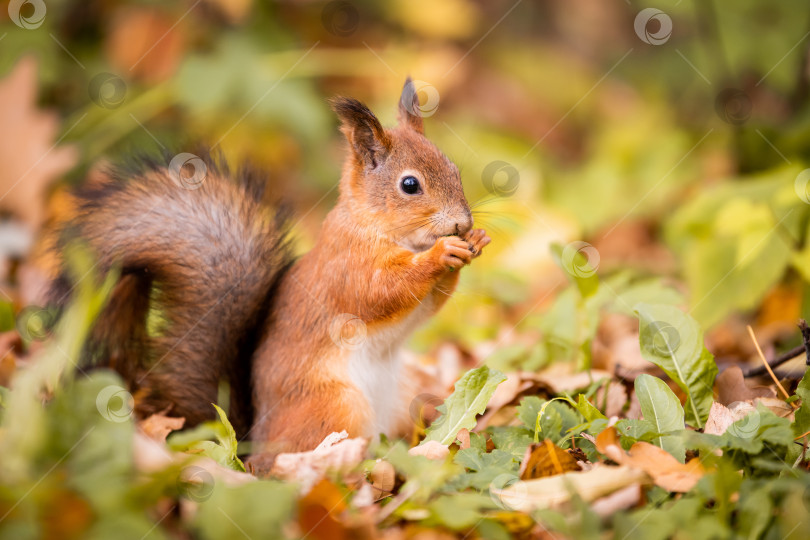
[400,176,421,195]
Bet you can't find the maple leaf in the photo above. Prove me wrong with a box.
[0,57,77,230]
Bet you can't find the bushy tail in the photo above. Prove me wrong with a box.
[48,151,292,435]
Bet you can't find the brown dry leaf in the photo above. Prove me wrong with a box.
[271,431,368,493]
[716,366,776,405]
[755,397,794,419]
[474,371,536,430]
[408,441,449,461]
[593,313,651,376]
[595,427,704,492]
[0,57,78,229]
[595,380,628,418]
[525,367,612,394]
[590,483,643,518]
[204,0,253,23]
[705,401,756,436]
[106,7,185,83]
[297,479,350,540]
[492,464,650,511]
[455,428,471,450]
[519,439,581,480]
[138,413,185,442]
[133,431,178,473]
[0,330,20,387]
[369,460,396,499]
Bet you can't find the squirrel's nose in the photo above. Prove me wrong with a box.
[455,213,473,236]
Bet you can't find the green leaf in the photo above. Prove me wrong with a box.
[168,404,245,471]
[516,396,581,444]
[551,243,599,298]
[426,493,497,530]
[193,480,297,540]
[614,419,661,447]
[487,426,533,459]
[635,303,718,429]
[575,394,606,422]
[453,448,518,490]
[380,441,461,502]
[634,374,686,462]
[793,367,810,437]
[422,366,506,446]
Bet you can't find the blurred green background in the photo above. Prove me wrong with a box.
[4,0,810,360]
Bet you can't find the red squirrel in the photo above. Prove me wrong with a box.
[45,79,489,467]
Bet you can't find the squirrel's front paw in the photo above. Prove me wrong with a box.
[463,228,491,259]
[433,236,473,270]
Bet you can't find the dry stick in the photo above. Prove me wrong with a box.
[746,325,795,405]
[742,344,805,377]
[743,319,810,378]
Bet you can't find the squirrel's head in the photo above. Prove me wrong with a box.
[331,79,472,252]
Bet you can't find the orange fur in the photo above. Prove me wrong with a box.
[249,81,490,463]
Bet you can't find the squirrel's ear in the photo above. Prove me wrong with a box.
[398,77,424,134]
[331,97,391,168]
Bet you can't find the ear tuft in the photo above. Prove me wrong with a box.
[331,97,391,168]
[398,77,424,134]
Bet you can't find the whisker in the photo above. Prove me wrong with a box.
[385,217,433,234]
[469,196,503,210]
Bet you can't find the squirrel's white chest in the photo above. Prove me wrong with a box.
[346,296,437,437]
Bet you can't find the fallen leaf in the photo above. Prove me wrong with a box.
[519,439,581,479]
[716,366,776,405]
[369,459,395,499]
[491,464,649,511]
[297,479,350,540]
[139,413,185,442]
[595,380,628,418]
[271,431,367,493]
[590,483,643,518]
[705,401,756,436]
[0,57,77,229]
[755,397,793,419]
[204,0,253,23]
[455,428,471,449]
[595,426,704,492]
[408,440,450,460]
[593,313,653,377]
[106,7,184,83]
[525,368,612,394]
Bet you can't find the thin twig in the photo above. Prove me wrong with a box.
[743,320,810,378]
[746,325,794,404]
[742,344,805,377]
